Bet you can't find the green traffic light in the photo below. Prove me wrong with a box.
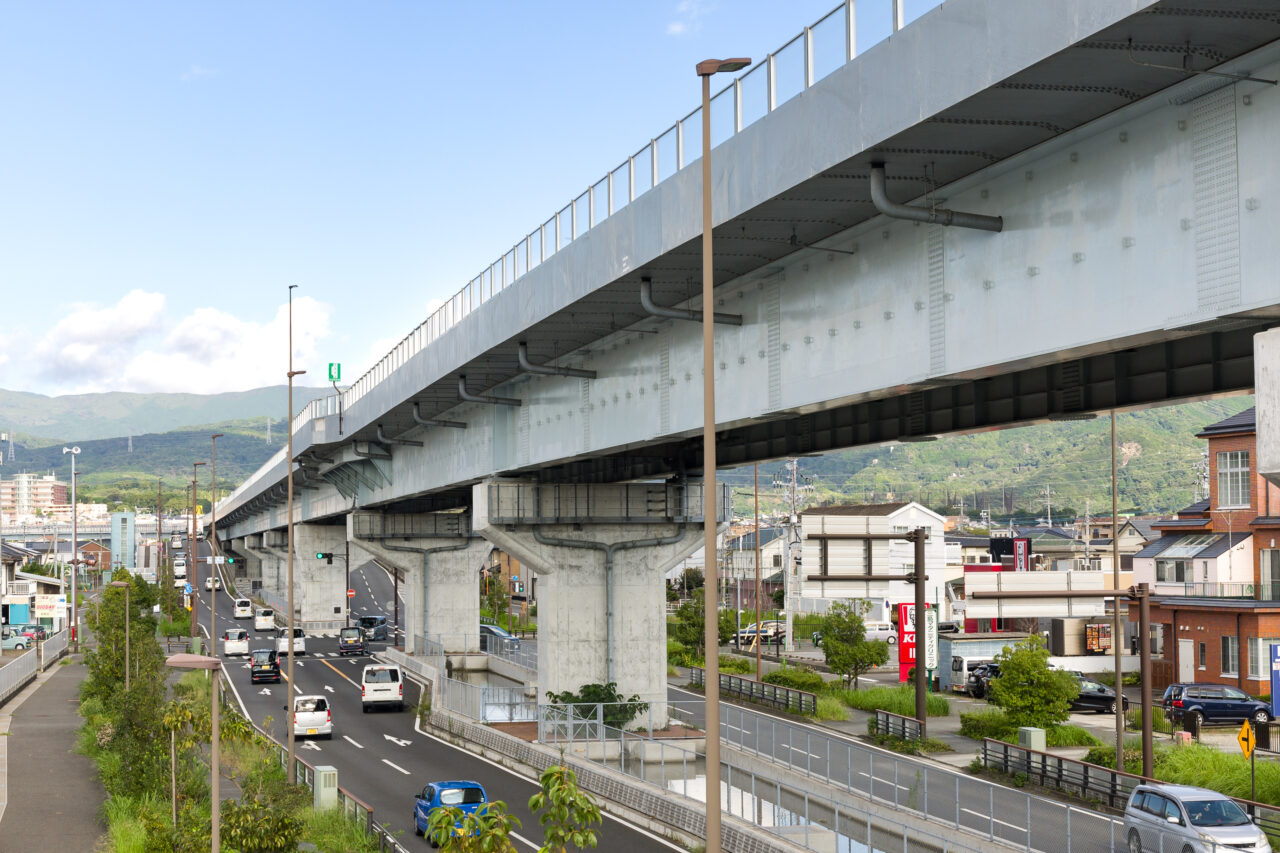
[316,552,325,559]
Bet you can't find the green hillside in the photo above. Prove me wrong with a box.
[0,385,331,441]
[721,396,1254,521]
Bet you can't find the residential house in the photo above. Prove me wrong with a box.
[1132,406,1280,694]
[797,502,951,622]
[723,526,786,611]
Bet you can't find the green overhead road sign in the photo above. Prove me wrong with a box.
[328,363,341,382]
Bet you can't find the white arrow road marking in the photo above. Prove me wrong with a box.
[300,741,321,751]
[323,685,334,693]
[384,734,411,747]
[343,735,364,749]
[381,759,410,775]
[258,688,271,695]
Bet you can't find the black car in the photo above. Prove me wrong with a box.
[249,648,281,683]
[338,626,366,656]
[1070,676,1128,714]
[968,662,1001,698]
[1163,683,1272,727]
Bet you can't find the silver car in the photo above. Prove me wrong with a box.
[1123,783,1271,853]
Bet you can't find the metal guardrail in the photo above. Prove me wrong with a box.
[39,629,68,670]
[981,739,1280,836]
[874,709,923,742]
[689,666,817,714]
[0,647,38,706]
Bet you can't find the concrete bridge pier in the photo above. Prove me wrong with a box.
[230,535,262,583]
[473,480,722,723]
[348,512,491,655]
[291,522,349,630]
[241,533,285,602]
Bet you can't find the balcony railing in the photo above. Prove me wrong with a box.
[1161,582,1256,598]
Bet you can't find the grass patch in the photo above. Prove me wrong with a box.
[833,685,950,717]
[814,695,850,721]
[866,731,954,755]
[301,807,381,852]
[1126,706,1173,734]
[104,794,151,853]
[960,708,1101,747]
[718,655,753,675]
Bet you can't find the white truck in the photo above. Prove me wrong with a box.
[172,557,188,589]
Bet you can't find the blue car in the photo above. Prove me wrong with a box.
[413,780,489,846]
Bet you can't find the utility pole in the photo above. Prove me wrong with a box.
[1084,498,1091,565]
[773,459,812,652]
[1043,486,1055,528]
[953,495,966,527]
[753,463,762,681]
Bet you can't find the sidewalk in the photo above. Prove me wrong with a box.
[0,656,105,848]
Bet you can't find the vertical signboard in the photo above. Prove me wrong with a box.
[923,609,939,671]
[1013,538,1030,571]
[898,603,916,682]
[1271,645,1280,719]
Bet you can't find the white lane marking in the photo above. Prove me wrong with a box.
[293,683,303,695]
[508,831,539,850]
[300,741,321,751]
[961,808,1026,832]
[343,735,364,749]
[405,673,685,851]
[384,734,411,747]
[857,770,910,791]
[381,759,410,775]
[323,685,334,693]
[258,688,271,696]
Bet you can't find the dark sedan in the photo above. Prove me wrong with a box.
[1070,677,1128,714]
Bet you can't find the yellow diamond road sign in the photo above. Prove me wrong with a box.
[1238,720,1256,759]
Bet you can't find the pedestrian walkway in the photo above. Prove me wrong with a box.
[0,657,105,848]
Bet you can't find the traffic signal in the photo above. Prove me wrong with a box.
[227,557,236,564]
[316,552,334,564]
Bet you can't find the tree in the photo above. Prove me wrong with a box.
[819,600,889,689]
[986,635,1079,729]
[528,765,602,852]
[426,801,521,852]
[545,683,648,730]
[670,589,734,658]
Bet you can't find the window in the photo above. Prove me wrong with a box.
[1155,559,1190,583]
[1221,636,1240,675]
[1262,551,1280,600]
[1198,642,1206,669]
[1223,686,1250,701]
[1248,638,1280,679]
[772,554,782,567]
[1217,450,1251,509]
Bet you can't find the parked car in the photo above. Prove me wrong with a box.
[1123,783,1271,853]
[276,626,306,656]
[233,599,253,619]
[735,620,785,645]
[254,608,275,632]
[204,575,221,591]
[413,780,489,844]
[865,623,898,645]
[358,614,389,641]
[222,628,249,657]
[338,626,366,656]
[968,662,1001,698]
[1069,676,1128,714]
[479,623,519,652]
[361,663,404,712]
[1,627,30,650]
[1162,683,1272,727]
[17,624,48,641]
[292,695,333,739]
[249,648,281,683]
[937,621,962,634]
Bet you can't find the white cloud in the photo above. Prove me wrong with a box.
[181,65,219,82]
[667,0,712,36]
[34,289,167,384]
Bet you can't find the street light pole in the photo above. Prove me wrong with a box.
[165,653,222,853]
[211,434,223,647]
[191,462,206,640]
[110,580,131,690]
[62,446,80,650]
[696,56,749,853]
[286,284,306,776]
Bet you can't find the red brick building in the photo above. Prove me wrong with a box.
[1138,407,1280,694]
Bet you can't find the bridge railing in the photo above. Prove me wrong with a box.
[221,0,946,520]
[689,665,817,714]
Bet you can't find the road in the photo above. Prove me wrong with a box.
[185,558,676,852]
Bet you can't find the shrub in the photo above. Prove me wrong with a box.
[546,682,649,730]
[762,667,825,692]
[959,708,1100,747]
[718,655,753,675]
[833,685,950,717]
[814,695,849,721]
[1125,706,1173,734]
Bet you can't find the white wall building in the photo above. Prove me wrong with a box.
[798,502,950,622]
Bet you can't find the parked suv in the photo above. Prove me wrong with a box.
[1123,783,1272,853]
[968,662,1001,698]
[1163,683,1272,727]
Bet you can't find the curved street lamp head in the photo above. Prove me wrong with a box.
[109,580,129,589]
[212,433,224,442]
[696,57,751,76]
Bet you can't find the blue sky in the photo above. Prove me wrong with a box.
[1,0,928,396]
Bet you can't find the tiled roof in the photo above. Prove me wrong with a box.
[800,502,909,517]
[1134,536,1181,559]
[946,535,990,548]
[1178,498,1211,515]
[1155,518,1213,529]
[1197,406,1255,438]
[1197,534,1249,559]
[727,527,785,549]
[1251,517,1280,527]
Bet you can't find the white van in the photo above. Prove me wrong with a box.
[276,626,306,656]
[950,655,993,694]
[172,558,188,589]
[254,608,275,632]
[222,628,249,656]
[233,599,253,619]
[360,664,404,712]
[865,623,898,645]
